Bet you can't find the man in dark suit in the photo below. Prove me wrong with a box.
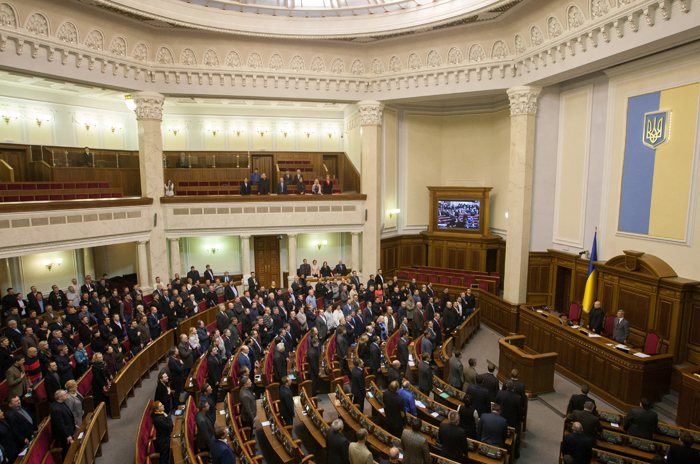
[379,447,399,464]
[418,352,433,396]
[278,376,295,426]
[50,390,76,458]
[80,279,94,297]
[477,403,508,449]
[369,335,382,377]
[387,360,402,388]
[196,400,215,452]
[216,306,230,334]
[209,427,236,464]
[273,343,286,383]
[276,177,288,195]
[294,170,305,194]
[283,170,293,186]
[351,359,367,413]
[496,380,523,458]
[327,420,350,464]
[44,361,62,403]
[240,178,252,195]
[502,369,527,412]
[224,282,238,301]
[383,381,406,438]
[258,173,270,194]
[334,260,348,276]
[187,266,201,284]
[375,270,384,288]
[566,401,602,441]
[623,398,658,440]
[298,259,311,277]
[667,431,700,464]
[5,396,36,451]
[448,351,465,390]
[247,273,259,296]
[482,363,500,402]
[561,422,593,464]
[466,375,491,417]
[587,301,605,334]
[439,411,468,463]
[308,338,320,396]
[612,310,630,344]
[396,331,409,376]
[567,384,597,414]
[336,326,349,374]
[239,377,257,429]
[204,265,215,283]
[350,272,361,291]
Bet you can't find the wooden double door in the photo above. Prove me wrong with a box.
[251,154,274,178]
[254,235,280,288]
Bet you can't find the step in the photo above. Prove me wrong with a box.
[653,401,677,421]
[662,393,679,408]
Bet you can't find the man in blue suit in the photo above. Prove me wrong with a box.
[477,403,508,449]
[238,345,252,372]
[210,427,236,464]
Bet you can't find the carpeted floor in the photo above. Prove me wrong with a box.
[97,324,632,464]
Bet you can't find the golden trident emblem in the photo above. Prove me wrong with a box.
[646,116,664,144]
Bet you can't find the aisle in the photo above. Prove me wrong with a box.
[98,362,164,464]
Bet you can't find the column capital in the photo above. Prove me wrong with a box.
[506,86,542,116]
[138,240,149,245]
[132,91,164,120]
[168,237,179,243]
[287,233,297,238]
[240,234,251,240]
[357,100,385,126]
[351,232,361,236]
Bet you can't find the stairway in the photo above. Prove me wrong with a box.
[654,390,678,425]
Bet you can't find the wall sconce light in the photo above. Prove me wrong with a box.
[505,212,509,218]
[324,127,339,138]
[256,126,270,137]
[108,123,123,133]
[34,114,52,127]
[312,240,328,250]
[278,124,293,138]
[84,121,98,131]
[205,245,221,254]
[389,209,401,218]
[43,258,62,271]
[230,123,246,137]
[167,125,183,136]
[205,126,221,137]
[0,110,20,124]
[124,95,136,111]
[302,126,315,138]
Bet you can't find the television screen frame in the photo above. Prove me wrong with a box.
[427,187,492,236]
[437,199,481,230]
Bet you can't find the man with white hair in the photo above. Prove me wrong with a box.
[273,342,286,383]
[50,390,76,458]
[327,419,350,464]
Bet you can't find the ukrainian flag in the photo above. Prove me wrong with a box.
[618,83,699,240]
[581,230,597,313]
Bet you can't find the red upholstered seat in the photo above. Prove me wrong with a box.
[101,193,111,198]
[407,272,417,280]
[567,303,581,324]
[112,192,123,198]
[87,182,98,188]
[89,194,100,199]
[64,183,76,189]
[23,183,37,190]
[439,276,449,285]
[76,183,88,189]
[76,193,88,199]
[0,379,7,404]
[37,183,50,190]
[0,184,6,190]
[642,332,662,355]
[450,277,462,286]
[419,274,428,282]
[35,195,49,201]
[603,315,615,338]
[7,184,21,190]
[478,281,488,291]
[4,196,19,202]
[316,297,324,309]
[49,194,62,200]
[20,195,34,201]
[99,182,109,188]
[464,276,475,287]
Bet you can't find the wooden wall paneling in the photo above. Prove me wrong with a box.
[411,244,423,266]
[683,291,700,364]
[469,249,481,271]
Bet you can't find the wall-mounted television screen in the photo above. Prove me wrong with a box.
[437,200,480,229]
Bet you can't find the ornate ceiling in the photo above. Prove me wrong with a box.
[78,0,522,40]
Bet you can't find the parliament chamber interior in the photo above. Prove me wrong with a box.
[1,1,700,464]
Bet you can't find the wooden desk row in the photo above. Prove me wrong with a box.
[596,409,700,450]
[331,384,507,464]
[258,389,313,464]
[518,307,673,412]
[562,424,668,463]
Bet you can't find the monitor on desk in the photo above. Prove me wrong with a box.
[616,346,630,354]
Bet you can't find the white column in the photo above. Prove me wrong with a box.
[137,241,150,289]
[241,235,251,278]
[358,100,384,277]
[83,248,95,279]
[503,86,541,303]
[288,234,297,282]
[169,238,181,278]
[351,232,360,274]
[132,92,169,284]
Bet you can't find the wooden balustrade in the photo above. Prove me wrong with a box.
[108,329,173,419]
[0,159,15,182]
[73,402,109,464]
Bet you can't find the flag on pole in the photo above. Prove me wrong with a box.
[581,229,598,313]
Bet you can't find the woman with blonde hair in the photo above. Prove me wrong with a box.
[349,284,358,302]
[64,379,85,425]
[356,334,371,368]
[311,178,322,194]
[310,259,320,278]
[188,327,201,356]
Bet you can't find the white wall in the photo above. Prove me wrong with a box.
[183,236,242,275]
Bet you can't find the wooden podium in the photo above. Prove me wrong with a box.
[498,335,557,397]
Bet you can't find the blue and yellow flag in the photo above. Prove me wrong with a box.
[581,230,598,313]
